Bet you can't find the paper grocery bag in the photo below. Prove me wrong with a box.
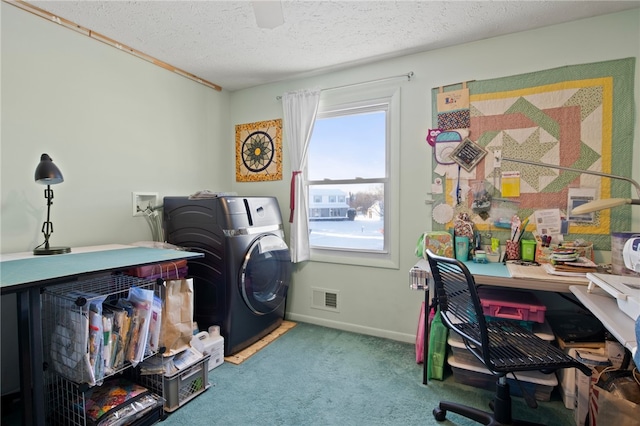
[159,278,194,356]
[590,384,639,426]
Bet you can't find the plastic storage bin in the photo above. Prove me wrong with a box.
[478,288,546,323]
[448,323,554,367]
[447,326,557,401]
[126,259,188,279]
[134,355,210,413]
[163,355,210,412]
[447,354,558,401]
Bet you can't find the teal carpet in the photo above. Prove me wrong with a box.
[161,322,574,426]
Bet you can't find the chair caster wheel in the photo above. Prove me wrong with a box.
[433,407,447,422]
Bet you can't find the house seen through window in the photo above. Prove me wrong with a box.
[307,99,390,254]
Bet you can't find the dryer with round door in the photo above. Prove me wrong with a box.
[163,196,291,355]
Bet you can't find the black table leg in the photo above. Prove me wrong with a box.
[17,288,45,426]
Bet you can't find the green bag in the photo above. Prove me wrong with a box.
[427,306,449,380]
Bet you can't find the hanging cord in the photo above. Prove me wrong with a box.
[140,205,164,242]
[593,364,640,388]
[153,261,179,280]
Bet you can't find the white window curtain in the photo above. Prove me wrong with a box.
[282,88,321,263]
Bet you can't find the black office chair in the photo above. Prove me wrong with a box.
[425,249,592,426]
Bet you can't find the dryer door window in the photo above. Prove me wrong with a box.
[240,234,291,315]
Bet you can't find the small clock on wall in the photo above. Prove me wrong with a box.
[235,119,283,182]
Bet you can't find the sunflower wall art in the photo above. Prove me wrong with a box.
[235,119,283,182]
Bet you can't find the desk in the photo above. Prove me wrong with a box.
[413,258,589,294]
[570,285,637,358]
[0,244,203,426]
[412,258,589,384]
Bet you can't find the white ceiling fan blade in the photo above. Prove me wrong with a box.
[252,1,284,29]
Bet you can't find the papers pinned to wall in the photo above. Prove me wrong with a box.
[568,187,597,223]
[501,171,521,197]
[534,209,563,236]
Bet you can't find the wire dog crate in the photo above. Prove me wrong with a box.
[42,273,162,426]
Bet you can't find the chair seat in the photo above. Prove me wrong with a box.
[457,321,584,373]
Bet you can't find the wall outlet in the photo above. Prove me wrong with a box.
[132,192,159,217]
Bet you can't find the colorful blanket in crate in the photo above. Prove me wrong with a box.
[80,377,157,425]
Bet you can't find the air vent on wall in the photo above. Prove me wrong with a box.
[311,288,339,312]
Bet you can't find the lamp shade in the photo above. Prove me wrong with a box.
[34,153,64,185]
[572,198,640,215]
[503,157,640,214]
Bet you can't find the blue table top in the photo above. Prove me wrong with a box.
[413,258,511,278]
[0,246,202,293]
[461,260,511,278]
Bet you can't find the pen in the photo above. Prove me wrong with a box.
[518,218,530,242]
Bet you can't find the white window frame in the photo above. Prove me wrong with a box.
[306,85,400,269]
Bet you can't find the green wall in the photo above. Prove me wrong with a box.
[1,3,230,394]
[2,2,639,394]
[228,9,640,344]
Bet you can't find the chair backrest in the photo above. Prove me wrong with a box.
[425,249,492,366]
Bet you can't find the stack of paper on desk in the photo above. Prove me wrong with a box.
[552,257,598,272]
[543,257,598,276]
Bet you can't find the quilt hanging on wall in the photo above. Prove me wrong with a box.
[236,119,283,182]
[430,58,635,250]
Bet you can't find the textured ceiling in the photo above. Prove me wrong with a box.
[24,1,640,91]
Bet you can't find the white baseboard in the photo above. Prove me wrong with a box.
[286,313,416,344]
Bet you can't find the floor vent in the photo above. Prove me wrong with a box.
[311,288,339,312]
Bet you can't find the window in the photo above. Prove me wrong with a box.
[305,86,400,268]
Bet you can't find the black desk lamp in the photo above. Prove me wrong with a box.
[33,153,71,255]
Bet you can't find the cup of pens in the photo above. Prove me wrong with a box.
[505,239,520,260]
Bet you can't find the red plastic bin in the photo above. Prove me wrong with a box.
[126,259,188,279]
[477,288,546,323]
